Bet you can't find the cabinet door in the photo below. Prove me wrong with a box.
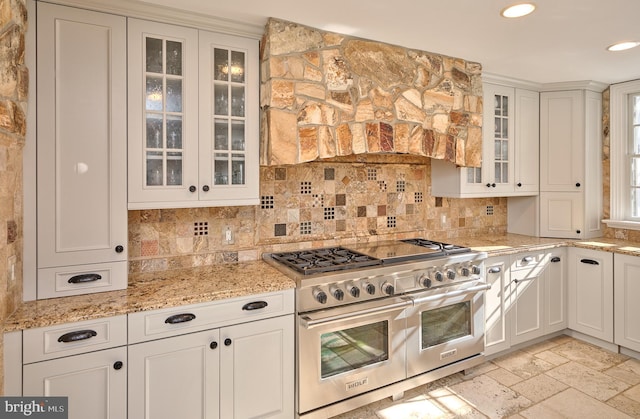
[514,89,539,193]
[484,83,515,195]
[568,248,613,342]
[614,254,640,352]
[199,31,259,206]
[220,315,294,419]
[36,3,127,269]
[128,329,220,419]
[510,253,545,345]
[545,249,567,333]
[484,256,510,356]
[23,347,127,419]
[128,19,199,207]
[540,90,584,192]
[539,192,583,238]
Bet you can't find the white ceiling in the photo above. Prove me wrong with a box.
[138,0,640,85]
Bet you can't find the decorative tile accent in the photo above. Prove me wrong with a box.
[378,205,387,216]
[378,180,387,191]
[487,205,494,215]
[193,222,208,236]
[300,181,312,194]
[6,220,17,244]
[141,240,159,257]
[406,204,415,215]
[274,167,287,180]
[261,196,274,209]
[300,221,312,235]
[396,180,406,192]
[415,192,424,203]
[336,219,346,232]
[312,194,324,207]
[367,168,378,180]
[336,194,346,206]
[387,216,397,228]
[435,197,443,207]
[324,207,335,220]
[274,223,287,236]
[324,168,335,180]
[357,206,367,217]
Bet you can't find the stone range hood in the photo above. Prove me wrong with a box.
[260,18,483,167]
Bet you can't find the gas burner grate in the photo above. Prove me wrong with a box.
[401,238,471,255]
[270,247,382,275]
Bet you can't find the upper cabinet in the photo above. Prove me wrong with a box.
[431,82,539,198]
[128,20,259,209]
[34,3,128,299]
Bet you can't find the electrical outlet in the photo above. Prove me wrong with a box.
[8,255,16,283]
[223,226,235,244]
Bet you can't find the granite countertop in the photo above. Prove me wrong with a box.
[8,234,640,332]
[4,261,295,332]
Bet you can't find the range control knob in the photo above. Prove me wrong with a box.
[471,265,481,275]
[364,282,376,295]
[433,271,444,282]
[330,286,344,301]
[446,269,456,280]
[460,267,471,277]
[418,274,432,288]
[381,282,395,295]
[347,284,360,298]
[313,289,328,304]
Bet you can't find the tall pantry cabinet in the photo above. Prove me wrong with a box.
[539,86,605,239]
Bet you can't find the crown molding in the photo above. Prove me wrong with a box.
[35,0,265,39]
[482,73,543,91]
[539,80,609,92]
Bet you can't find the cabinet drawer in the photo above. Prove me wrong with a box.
[511,252,546,272]
[128,289,294,343]
[23,315,127,364]
[37,261,127,299]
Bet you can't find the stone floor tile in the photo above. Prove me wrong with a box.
[491,350,554,379]
[623,383,640,403]
[545,361,631,401]
[520,388,632,419]
[519,339,560,355]
[607,394,640,417]
[460,361,498,380]
[533,349,570,366]
[549,334,574,345]
[550,339,630,371]
[448,375,532,418]
[605,359,640,385]
[485,367,524,387]
[510,373,568,403]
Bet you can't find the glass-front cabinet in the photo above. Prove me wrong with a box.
[128,20,259,209]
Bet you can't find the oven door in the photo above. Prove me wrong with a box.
[297,296,411,414]
[406,280,490,377]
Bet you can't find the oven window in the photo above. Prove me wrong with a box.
[320,321,389,379]
[421,301,471,349]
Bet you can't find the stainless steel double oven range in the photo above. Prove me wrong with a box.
[264,239,490,418]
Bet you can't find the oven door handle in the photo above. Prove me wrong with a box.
[300,299,412,329]
[411,283,492,305]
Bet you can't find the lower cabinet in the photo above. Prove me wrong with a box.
[614,254,640,352]
[567,247,614,342]
[484,255,510,355]
[128,315,294,419]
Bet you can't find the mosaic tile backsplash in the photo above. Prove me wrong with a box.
[128,158,507,273]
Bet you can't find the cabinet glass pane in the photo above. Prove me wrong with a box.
[502,141,508,160]
[230,51,245,83]
[214,119,229,150]
[166,79,182,112]
[146,113,163,148]
[494,95,501,113]
[214,84,228,116]
[502,96,509,116]
[167,152,183,186]
[214,153,229,185]
[494,118,501,137]
[231,85,245,117]
[166,116,182,149]
[166,40,182,76]
[214,48,229,81]
[146,38,163,73]
[146,151,163,186]
[501,117,508,137]
[232,121,245,151]
[495,162,501,184]
[146,76,163,111]
[232,154,245,184]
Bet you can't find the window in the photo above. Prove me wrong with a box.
[605,79,640,229]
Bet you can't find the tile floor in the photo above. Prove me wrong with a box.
[332,335,640,418]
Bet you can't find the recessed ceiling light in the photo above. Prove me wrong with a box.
[607,41,640,52]
[501,3,536,18]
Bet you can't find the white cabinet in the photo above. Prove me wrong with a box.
[431,82,539,198]
[128,20,259,209]
[21,317,128,419]
[34,2,127,299]
[614,254,640,352]
[510,252,546,346]
[539,89,603,238]
[484,255,511,356]
[544,249,568,334]
[568,248,613,342]
[128,290,295,419]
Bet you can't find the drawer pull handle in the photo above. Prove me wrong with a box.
[58,330,97,343]
[488,267,502,274]
[551,256,561,263]
[242,301,268,311]
[68,273,102,284]
[165,313,196,324]
[580,259,599,265]
[521,256,534,263]
[514,277,536,284]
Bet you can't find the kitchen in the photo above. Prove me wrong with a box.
[2,0,640,417]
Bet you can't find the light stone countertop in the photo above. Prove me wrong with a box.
[8,234,640,332]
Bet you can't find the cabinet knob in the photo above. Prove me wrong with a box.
[576,182,581,187]
[485,183,496,188]
[115,245,124,253]
[210,341,218,350]
[189,185,197,193]
[517,182,522,187]
[202,185,210,192]
[113,361,123,370]
[576,230,581,234]
[224,338,232,346]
